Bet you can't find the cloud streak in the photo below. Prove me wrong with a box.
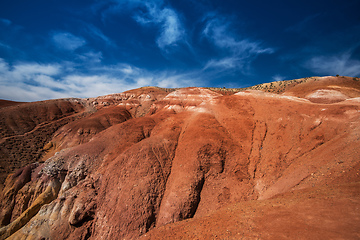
[204,57,243,70]
[202,16,274,72]
[134,3,185,49]
[272,74,287,82]
[203,18,273,55]
[51,32,86,51]
[305,52,360,77]
[0,58,203,102]
[99,0,185,50]
[85,24,116,47]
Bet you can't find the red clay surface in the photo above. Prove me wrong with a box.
[0,77,359,239]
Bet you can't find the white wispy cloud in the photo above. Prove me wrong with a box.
[305,52,360,77]
[272,74,287,82]
[0,60,65,100]
[99,0,185,50]
[0,85,67,101]
[156,8,184,49]
[51,31,86,51]
[0,62,61,91]
[155,73,196,88]
[0,58,203,102]
[12,63,61,77]
[134,4,185,49]
[202,16,274,72]
[121,65,134,75]
[0,61,61,86]
[204,57,243,70]
[77,51,103,63]
[85,24,116,47]
[0,58,9,73]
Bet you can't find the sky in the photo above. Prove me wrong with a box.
[0,0,360,101]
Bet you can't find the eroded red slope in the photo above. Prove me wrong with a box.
[0,77,359,239]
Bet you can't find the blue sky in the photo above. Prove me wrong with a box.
[0,0,360,101]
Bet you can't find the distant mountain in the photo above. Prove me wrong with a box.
[0,76,359,239]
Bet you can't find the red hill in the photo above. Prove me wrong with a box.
[0,76,359,239]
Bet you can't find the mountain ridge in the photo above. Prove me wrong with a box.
[0,75,359,239]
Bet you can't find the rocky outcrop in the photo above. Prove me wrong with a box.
[0,178,60,239]
[0,77,360,239]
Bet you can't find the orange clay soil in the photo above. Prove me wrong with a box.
[0,76,359,239]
